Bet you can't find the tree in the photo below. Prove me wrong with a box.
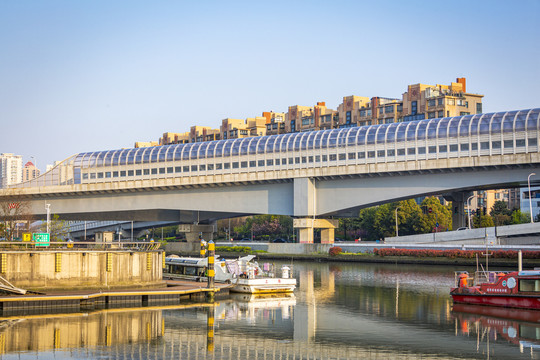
[473,214,495,228]
[420,197,452,232]
[511,209,530,224]
[232,215,293,239]
[398,199,429,235]
[490,200,512,226]
[358,207,380,241]
[0,190,33,241]
[41,214,68,241]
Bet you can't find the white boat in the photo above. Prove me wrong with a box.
[164,254,296,294]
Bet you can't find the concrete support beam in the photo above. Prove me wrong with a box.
[178,224,215,243]
[294,178,316,217]
[293,218,338,244]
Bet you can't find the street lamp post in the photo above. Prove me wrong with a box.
[467,195,475,230]
[528,173,536,223]
[395,206,401,237]
[45,204,51,234]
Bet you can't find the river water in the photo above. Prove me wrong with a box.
[0,261,538,359]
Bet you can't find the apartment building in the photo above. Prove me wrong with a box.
[190,126,221,143]
[137,76,483,146]
[402,78,483,121]
[159,132,189,146]
[0,153,23,188]
[22,161,40,182]
[135,141,159,148]
[264,111,287,136]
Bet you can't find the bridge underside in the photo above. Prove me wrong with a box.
[16,164,539,229]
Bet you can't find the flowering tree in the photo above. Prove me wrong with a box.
[0,189,33,241]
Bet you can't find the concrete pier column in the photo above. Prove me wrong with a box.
[298,227,314,244]
[293,218,338,244]
[320,228,335,244]
[443,192,471,230]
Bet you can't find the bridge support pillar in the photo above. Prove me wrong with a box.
[178,224,216,243]
[293,218,338,244]
[443,192,471,230]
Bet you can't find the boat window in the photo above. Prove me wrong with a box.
[519,279,540,292]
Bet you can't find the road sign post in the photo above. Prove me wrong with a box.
[33,233,50,247]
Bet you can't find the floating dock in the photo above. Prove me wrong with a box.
[0,280,230,315]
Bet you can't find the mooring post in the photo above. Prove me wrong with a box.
[207,240,215,301]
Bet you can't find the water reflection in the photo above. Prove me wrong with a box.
[0,261,537,359]
[453,303,540,357]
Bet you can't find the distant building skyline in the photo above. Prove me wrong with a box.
[137,77,483,147]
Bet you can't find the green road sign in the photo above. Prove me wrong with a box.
[33,233,50,247]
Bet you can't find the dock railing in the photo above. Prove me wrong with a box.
[0,241,161,251]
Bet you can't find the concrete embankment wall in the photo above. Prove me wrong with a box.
[1,251,164,291]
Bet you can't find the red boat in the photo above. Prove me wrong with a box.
[450,270,540,310]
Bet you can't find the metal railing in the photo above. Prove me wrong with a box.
[0,241,161,251]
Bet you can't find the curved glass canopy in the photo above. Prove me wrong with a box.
[12,109,540,188]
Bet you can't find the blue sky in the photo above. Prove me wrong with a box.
[1,0,539,170]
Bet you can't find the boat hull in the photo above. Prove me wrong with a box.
[451,293,540,310]
[231,278,297,294]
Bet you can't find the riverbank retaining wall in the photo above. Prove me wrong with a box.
[1,250,164,291]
